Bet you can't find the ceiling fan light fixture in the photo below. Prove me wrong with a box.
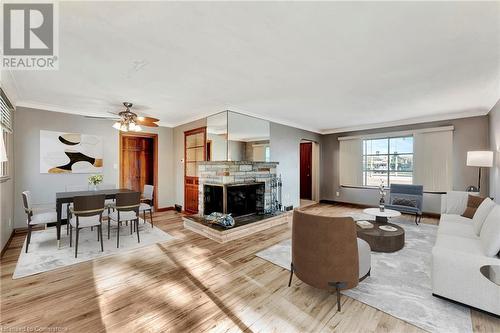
[129,122,136,131]
[112,122,121,130]
[135,125,142,132]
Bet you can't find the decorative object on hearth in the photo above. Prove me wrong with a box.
[268,174,283,214]
[88,174,103,191]
[466,151,494,192]
[378,181,386,212]
[205,212,235,228]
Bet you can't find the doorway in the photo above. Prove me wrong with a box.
[120,132,158,209]
[300,140,320,205]
[300,142,312,200]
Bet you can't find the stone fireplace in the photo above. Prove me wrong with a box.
[197,161,279,217]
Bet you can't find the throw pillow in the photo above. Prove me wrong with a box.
[392,197,417,207]
[444,191,471,215]
[462,195,486,218]
[479,205,500,257]
[472,198,496,236]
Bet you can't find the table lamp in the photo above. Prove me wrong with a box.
[466,151,493,192]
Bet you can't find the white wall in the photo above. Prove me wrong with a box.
[270,122,322,209]
[13,107,174,229]
[490,100,500,203]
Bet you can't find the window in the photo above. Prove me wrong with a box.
[0,88,13,180]
[362,136,413,186]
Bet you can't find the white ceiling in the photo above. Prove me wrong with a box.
[3,1,500,133]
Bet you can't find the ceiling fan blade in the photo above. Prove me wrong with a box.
[137,121,159,127]
[136,116,159,123]
[85,115,120,120]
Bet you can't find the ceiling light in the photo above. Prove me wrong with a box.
[135,125,142,132]
[112,122,121,130]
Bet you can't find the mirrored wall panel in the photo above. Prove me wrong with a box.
[206,111,228,161]
[205,111,271,162]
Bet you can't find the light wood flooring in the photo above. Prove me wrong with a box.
[1,203,499,332]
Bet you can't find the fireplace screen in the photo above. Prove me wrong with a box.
[204,182,265,217]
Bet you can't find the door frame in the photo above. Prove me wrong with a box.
[299,139,320,203]
[119,131,158,210]
[184,126,207,214]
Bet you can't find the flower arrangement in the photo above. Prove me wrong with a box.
[379,181,386,212]
[88,174,103,186]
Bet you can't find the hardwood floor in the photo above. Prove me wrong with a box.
[1,204,499,332]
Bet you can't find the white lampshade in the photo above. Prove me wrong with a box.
[466,151,493,167]
[112,122,121,130]
[0,133,7,162]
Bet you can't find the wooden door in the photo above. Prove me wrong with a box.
[300,142,312,200]
[121,136,154,193]
[184,127,206,214]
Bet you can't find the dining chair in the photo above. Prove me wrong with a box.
[65,184,90,234]
[22,191,57,253]
[139,184,154,227]
[69,194,106,258]
[108,192,141,248]
[98,183,117,215]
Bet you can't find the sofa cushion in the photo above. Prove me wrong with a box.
[462,195,486,218]
[480,205,500,257]
[438,215,476,239]
[435,233,484,256]
[472,198,496,236]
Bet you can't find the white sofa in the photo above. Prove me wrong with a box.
[432,191,500,315]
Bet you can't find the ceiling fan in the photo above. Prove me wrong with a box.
[109,102,159,132]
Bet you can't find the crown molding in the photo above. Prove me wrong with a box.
[321,109,490,134]
[13,100,492,135]
[15,100,176,127]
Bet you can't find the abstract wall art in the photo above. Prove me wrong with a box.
[40,130,103,174]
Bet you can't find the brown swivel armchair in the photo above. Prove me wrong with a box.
[289,210,371,311]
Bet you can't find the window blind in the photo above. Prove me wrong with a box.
[413,130,453,192]
[339,139,363,186]
[0,89,13,133]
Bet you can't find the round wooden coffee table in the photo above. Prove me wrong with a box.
[356,221,405,253]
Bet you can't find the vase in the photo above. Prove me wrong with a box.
[92,184,98,191]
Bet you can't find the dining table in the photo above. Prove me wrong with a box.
[55,188,134,248]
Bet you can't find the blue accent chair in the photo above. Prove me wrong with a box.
[385,184,423,225]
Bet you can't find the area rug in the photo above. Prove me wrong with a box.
[256,213,473,333]
[13,221,175,279]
